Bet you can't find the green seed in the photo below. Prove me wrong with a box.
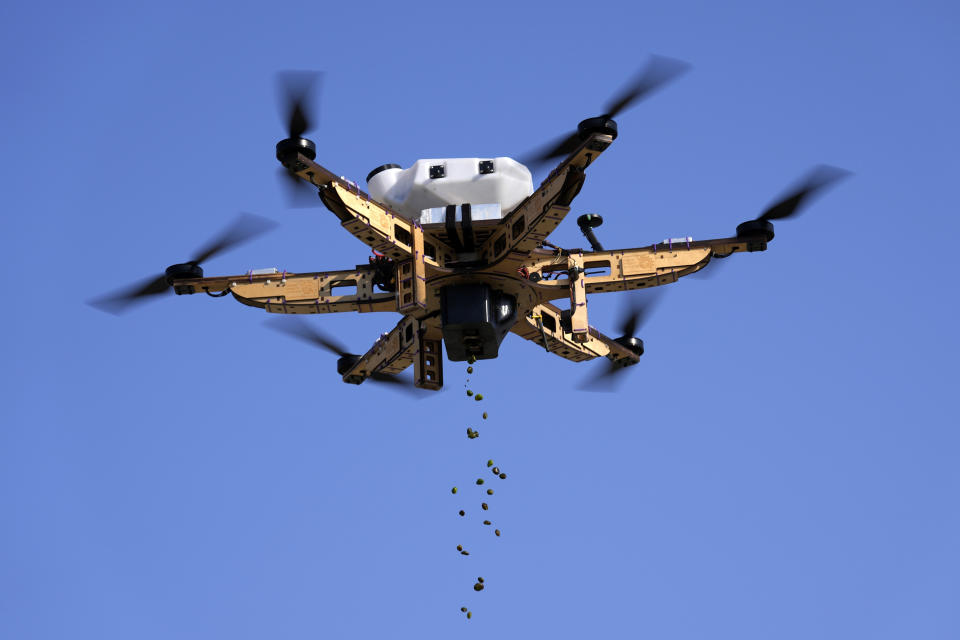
[467,366,473,374]
[482,412,488,420]
[451,487,457,494]
[467,390,473,396]
[499,473,506,479]
[473,582,484,591]
[481,503,488,510]
[476,478,484,485]
[467,611,472,619]
[487,459,493,467]
[486,489,494,495]
[475,394,483,401]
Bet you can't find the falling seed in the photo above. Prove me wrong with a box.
[482,412,488,420]
[468,355,477,364]
[476,478,484,485]
[477,576,484,583]
[499,473,507,479]
[495,529,501,536]
[483,520,491,525]
[467,390,473,397]
[467,611,472,619]
[487,489,494,495]
[475,394,483,401]
[473,582,484,591]
[459,510,465,516]
[461,607,468,612]
[461,550,470,556]
[492,467,500,475]
[457,544,463,551]
[487,459,494,467]
[467,366,473,374]
[481,503,488,510]
[451,487,457,494]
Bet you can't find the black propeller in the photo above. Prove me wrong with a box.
[90,213,277,315]
[521,55,689,169]
[275,71,323,207]
[265,317,425,395]
[755,164,850,223]
[694,165,851,279]
[581,290,663,391]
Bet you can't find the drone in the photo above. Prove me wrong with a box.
[94,57,847,392]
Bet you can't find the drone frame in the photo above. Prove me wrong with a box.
[166,125,772,392]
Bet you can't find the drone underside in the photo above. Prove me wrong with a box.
[95,60,846,392]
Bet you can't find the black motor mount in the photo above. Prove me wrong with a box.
[440,284,518,361]
[165,262,204,295]
[614,335,644,357]
[275,137,317,164]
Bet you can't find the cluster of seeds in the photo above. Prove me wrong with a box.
[453,357,509,620]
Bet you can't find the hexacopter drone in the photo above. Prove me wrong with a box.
[95,57,847,392]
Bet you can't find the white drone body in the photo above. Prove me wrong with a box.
[365,157,534,222]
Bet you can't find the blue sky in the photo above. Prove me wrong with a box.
[3,1,958,637]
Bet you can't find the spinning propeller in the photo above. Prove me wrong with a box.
[521,55,689,170]
[265,317,423,395]
[695,165,851,279]
[90,213,277,315]
[275,71,323,207]
[581,290,663,391]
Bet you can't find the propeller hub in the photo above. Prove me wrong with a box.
[164,262,204,286]
[336,354,361,376]
[613,335,644,357]
[736,219,775,243]
[276,137,317,164]
[577,116,618,140]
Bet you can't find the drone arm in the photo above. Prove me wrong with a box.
[511,302,639,365]
[340,315,444,391]
[170,268,397,314]
[520,234,765,299]
[283,152,448,266]
[481,132,614,271]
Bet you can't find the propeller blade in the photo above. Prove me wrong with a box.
[603,55,690,118]
[276,166,320,207]
[88,273,170,315]
[518,130,581,168]
[757,165,851,222]
[618,289,663,337]
[190,213,278,265]
[520,55,688,170]
[265,317,350,357]
[276,71,322,138]
[579,358,628,392]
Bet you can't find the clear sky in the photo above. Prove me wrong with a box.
[3,1,958,638]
